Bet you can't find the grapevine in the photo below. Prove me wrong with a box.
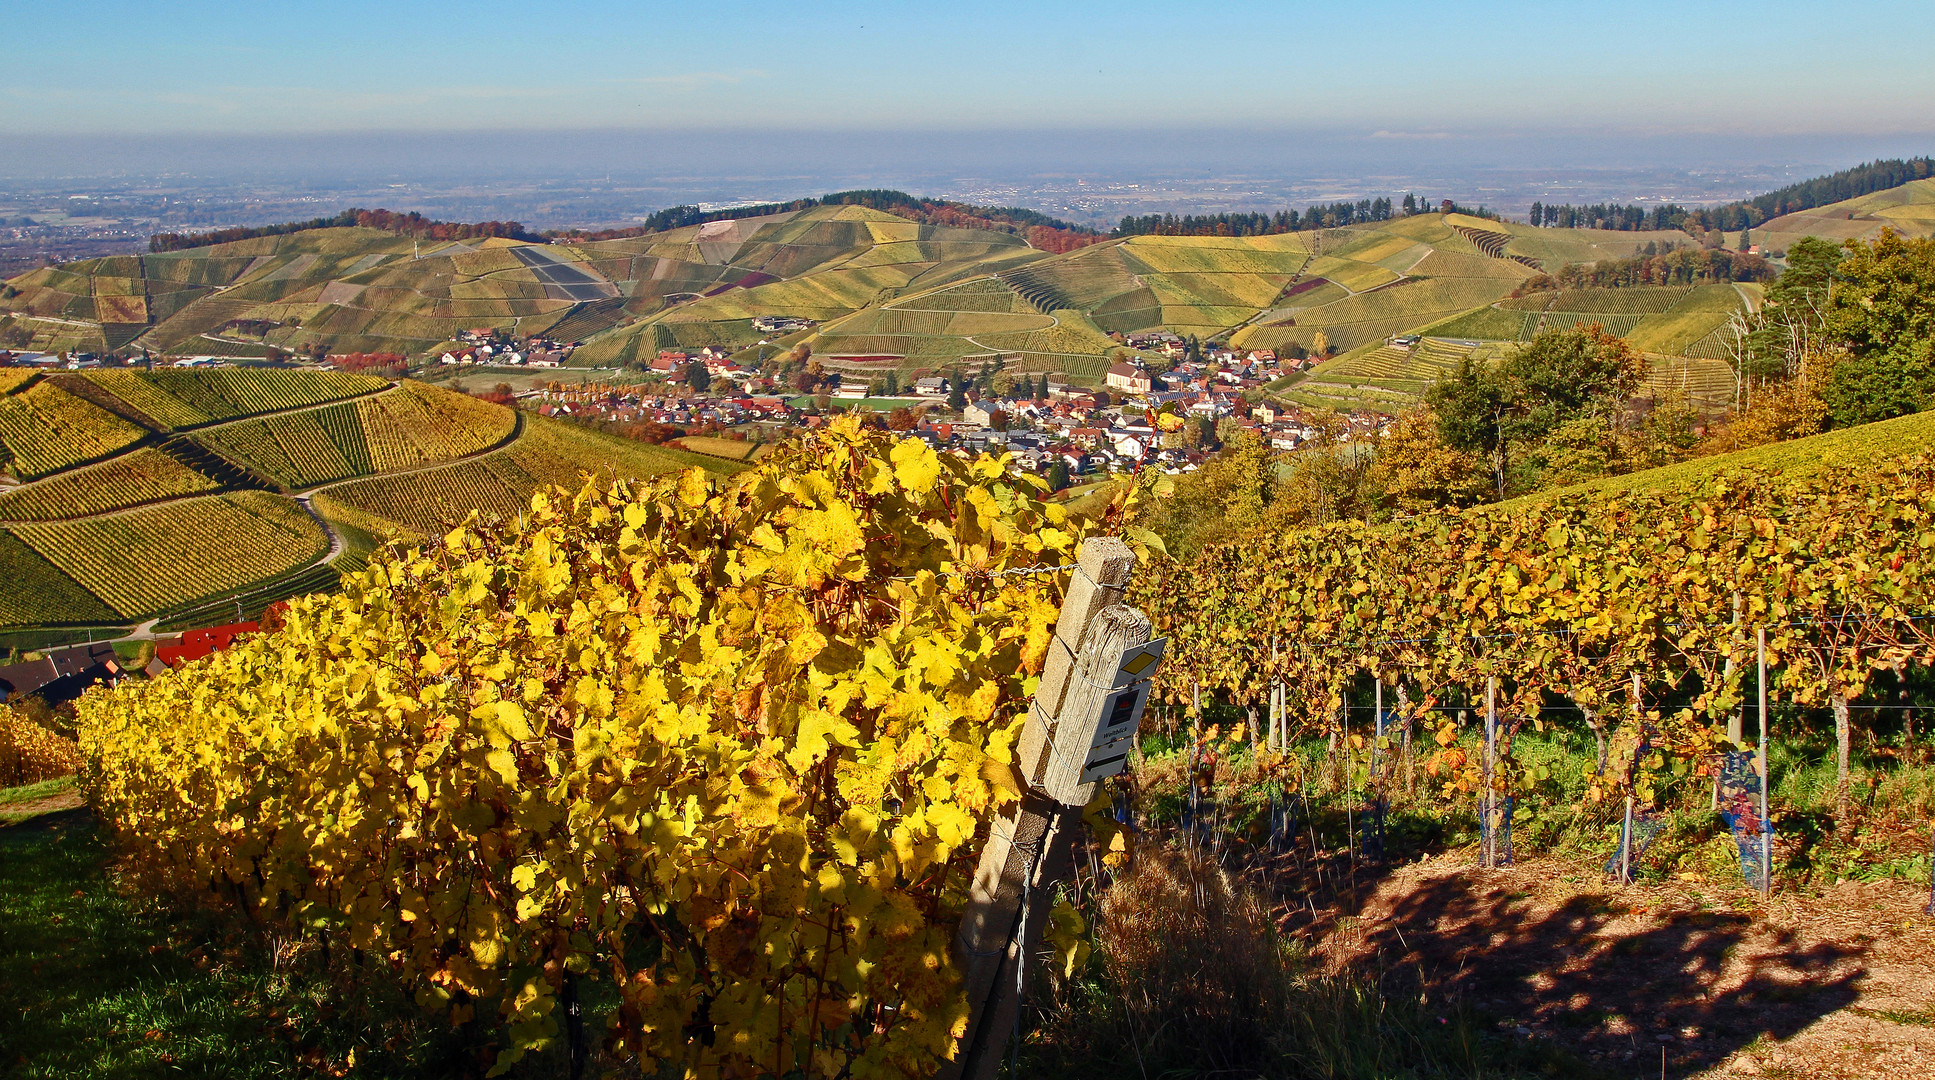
[77,417,1081,1078]
[1133,456,1935,803]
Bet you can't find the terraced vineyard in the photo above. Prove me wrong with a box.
[0,381,150,479]
[6,491,327,619]
[5,198,1829,401]
[194,381,510,489]
[0,368,732,634]
[313,413,741,537]
[357,380,516,468]
[0,448,221,521]
[0,530,118,628]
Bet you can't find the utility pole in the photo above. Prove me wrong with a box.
[946,537,1163,1080]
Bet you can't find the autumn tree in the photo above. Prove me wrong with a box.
[1428,325,1645,498]
[1367,407,1491,512]
[1819,230,1935,425]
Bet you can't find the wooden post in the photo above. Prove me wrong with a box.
[1370,678,1385,858]
[1619,671,1641,885]
[1189,680,1202,842]
[949,538,1152,1080]
[1399,682,1413,798]
[1372,679,1384,793]
[1758,628,1771,898]
[1483,676,1498,869]
[1269,637,1281,751]
[1726,592,1744,745]
[1925,825,1934,917]
[1619,794,1634,885]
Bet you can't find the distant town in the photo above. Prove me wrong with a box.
[2,318,1396,491]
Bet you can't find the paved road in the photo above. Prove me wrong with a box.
[510,246,620,301]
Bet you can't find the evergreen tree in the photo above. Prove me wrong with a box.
[1047,458,1070,492]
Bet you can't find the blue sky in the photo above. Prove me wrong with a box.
[3,0,1933,136]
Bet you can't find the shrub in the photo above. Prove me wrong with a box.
[0,704,82,787]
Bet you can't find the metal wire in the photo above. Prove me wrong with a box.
[1276,610,1935,654]
[888,562,1078,582]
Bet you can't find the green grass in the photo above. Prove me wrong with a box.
[0,776,74,824]
[0,809,507,1078]
[1418,305,1530,341]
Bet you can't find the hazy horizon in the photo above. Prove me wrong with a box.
[5,2,1934,232]
[6,1,1933,138]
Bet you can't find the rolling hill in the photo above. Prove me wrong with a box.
[0,367,737,641]
[1753,176,1935,247]
[0,205,1054,366]
[9,172,1932,419]
[0,204,1695,391]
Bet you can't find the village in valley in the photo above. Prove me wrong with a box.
[487,328,1382,487]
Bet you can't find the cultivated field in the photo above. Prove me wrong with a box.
[0,369,737,633]
[5,491,327,620]
[313,413,741,538]
[1754,176,1935,246]
[6,188,1905,394]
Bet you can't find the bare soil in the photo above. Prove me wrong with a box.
[1278,853,1935,1078]
[0,786,84,825]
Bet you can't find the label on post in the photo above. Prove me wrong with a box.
[1076,644,1162,783]
[1109,638,1166,689]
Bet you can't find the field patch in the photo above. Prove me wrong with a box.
[93,295,147,324]
[353,382,515,472]
[8,491,327,619]
[0,448,220,521]
[317,415,739,537]
[0,382,150,480]
[0,530,117,627]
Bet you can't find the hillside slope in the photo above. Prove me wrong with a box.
[1753,177,1935,247]
[0,368,739,637]
[1,208,1700,392]
[0,206,1054,363]
[1499,408,1935,509]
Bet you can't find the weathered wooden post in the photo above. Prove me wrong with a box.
[946,537,1164,1080]
[1758,628,1772,898]
[1482,676,1498,868]
[1924,825,1934,917]
[1618,671,1642,885]
[1369,678,1385,857]
[1399,681,1414,798]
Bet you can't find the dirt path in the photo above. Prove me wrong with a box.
[1282,854,1935,1078]
[0,786,83,825]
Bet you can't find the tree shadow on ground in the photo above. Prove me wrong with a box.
[1281,868,1865,1077]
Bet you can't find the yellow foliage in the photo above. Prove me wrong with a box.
[0,705,81,786]
[75,417,1082,1079]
